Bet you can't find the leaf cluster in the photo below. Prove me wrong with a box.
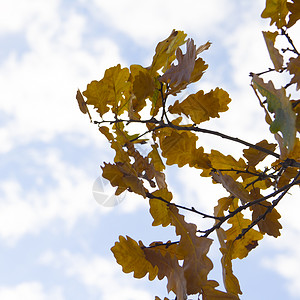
[77,2,300,299]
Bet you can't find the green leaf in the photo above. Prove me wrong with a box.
[252,75,296,152]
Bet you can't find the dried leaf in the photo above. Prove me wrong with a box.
[160,38,196,86]
[262,31,284,71]
[243,140,277,166]
[144,249,187,300]
[196,41,212,55]
[287,0,300,27]
[150,30,187,74]
[211,170,251,204]
[287,56,300,91]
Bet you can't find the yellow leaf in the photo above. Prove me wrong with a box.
[76,89,92,121]
[160,131,198,167]
[148,143,165,172]
[287,0,300,27]
[261,0,288,28]
[169,88,231,124]
[143,249,187,300]
[209,150,246,180]
[243,139,277,166]
[111,235,158,280]
[251,197,282,237]
[150,30,187,75]
[202,285,239,300]
[130,64,155,104]
[160,38,196,86]
[149,189,173,227]
[189,146,211,176]
[219,240,242,297]
[211,171,251,204]
[214,199,242,297]
[101,162,147,197]
[83,64,131,117]
[287,56,300,91]
[262,31,284,71]
[226,200,263,259]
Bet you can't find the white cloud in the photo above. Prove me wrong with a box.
[0,282,64,300]
[0,1,123,153]
[0,0,60,34]
[39,249,154,300]
[0,148,98,244]
[89,0,234,47]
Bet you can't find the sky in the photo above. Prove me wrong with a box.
[0,0,300,299]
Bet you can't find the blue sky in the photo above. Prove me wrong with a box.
[1,0,300,299]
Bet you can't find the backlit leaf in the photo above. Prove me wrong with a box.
[159,38,196,86]
[287,56,300,91]
[243,139,277,166]
[111,235,158,280]
[262,31,284,71]
[209,150,246,180]
[252,75,296,152]
[226,199,263,259]
[211,170,251,204]
[169,88,231,124]
[149,189,173,227]
[168,206,215,295]
[251,198,282,237]
[143,249,187,300]
[83,64,131,117]
[160,131,198,167]
[261,0,288,28]
[287,0,300,27]
[150,30,187,74]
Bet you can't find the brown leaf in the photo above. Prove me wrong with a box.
[287,56,300,90]
[144,249,187,300]
[287,0,300,27]
[262,31,284,71]
[159,38,196,86]
[211,171,251,204]
[243,139,277,166]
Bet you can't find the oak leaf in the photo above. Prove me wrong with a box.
[287,0,300,27]
[101,162,147,197]
[111,235,158,280]
[130,65,155,115]
[252,75,296,152]
[143,249,187,300]
[262,31,284,71]
[169,88,231,124]
[287,56,300,91]
[159,38,196,87]
[251,199,282,237]
[211,170,251,204]
[226,200,263,259]
[261,0,288,28]
[150,30,187,74]
[168,206,215,295]
[243,139,277,166]
[209,150,246,180]
[83,64,131,117]
[76,89,92,121]
[149,189,173,227]
[160,131,198,167]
